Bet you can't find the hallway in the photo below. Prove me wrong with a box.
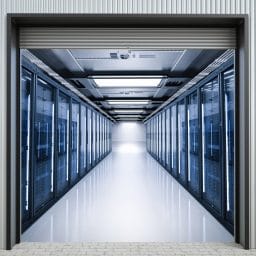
[21,142,233,243]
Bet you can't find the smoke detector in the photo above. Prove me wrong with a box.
[110,50,133,60]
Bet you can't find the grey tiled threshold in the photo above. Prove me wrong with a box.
[1,242,256,256]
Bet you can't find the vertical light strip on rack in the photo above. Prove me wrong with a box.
[225,94,230,212]
[25,94,30,210]
[201,102,205,193]
[51,103,55,192]
[76,112,79,174]
[66,109,70,181]
[187,108,191,182]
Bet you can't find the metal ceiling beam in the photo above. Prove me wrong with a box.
[96,97,164,100]
[64,70,194,79]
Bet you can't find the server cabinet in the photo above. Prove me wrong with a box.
[94,112,97,163]
[149,120,152,153]
[152,119,154,154]
[156,115,159,159]
[187,91,200,195]
[154,117,157,156]
[103,117,105,155]
[161,111,166,166]
[92,111,96,165]
[151,117,156,157]
[105,120,107,155]
[108,121,112,153]
[178,99,187,185]
[157,116,160,158]
[148,123,151,152]
[101,116,104,158]
[105,120,107,154]
[108,121,111,153]
[102,118,105,156]
[87,108,92,170]
[80,104,87,176]
[158,114,161,161]
[99,115,102,160]
[70,100,80,184]
[148,120,151,154]
[109,121,112,152]
[154,117,157,157]
[96,113,100,162]
[223,68,235,224]
[148,123,150,151]
[171,105,178,177]
[165,108,171,172]
[33,78,55,212]
[21,68,33,223]
[201,78,221,213]
[56,92,70,196]
[146,123,149,151]
[107,120,109,153]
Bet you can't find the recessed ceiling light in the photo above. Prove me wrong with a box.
[93,76,162,88]
[116,117,141,120]
[115,115,142,118]
[113,109,143,114]
[107,100,150,105]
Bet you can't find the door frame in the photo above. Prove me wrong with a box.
[6,13,249,249]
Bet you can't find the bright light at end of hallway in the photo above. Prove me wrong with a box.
[116,143,144,153]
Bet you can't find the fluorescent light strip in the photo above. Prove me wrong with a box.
[114,110,143,114]
[93,76,162,88]
[107,100,150,105]
[115,115,142,118]
[117,118,141,120]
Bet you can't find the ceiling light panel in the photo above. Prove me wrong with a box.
[115,115,142,118]
[113,110,144,114]
[93,76,162,88]
[107,100,150,105]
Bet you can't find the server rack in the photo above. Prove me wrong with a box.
[56,92,70,196]
[21,57,113,231]
[165,108,171,172]
[177,99,186,186]
[70,99,80,184]
[161,111,166,167]
[21,68,33,224]
[80,104,87,177]
[87,108,92,170]
[187,91,200,196]
[145,57,235,233]
[33,77,55,214]
[171,104,178,177]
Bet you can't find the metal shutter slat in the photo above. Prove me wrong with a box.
[20,27,236,49]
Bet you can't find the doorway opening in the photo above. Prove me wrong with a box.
[20,47,235,242]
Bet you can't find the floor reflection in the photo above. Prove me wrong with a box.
[22,142,233,242]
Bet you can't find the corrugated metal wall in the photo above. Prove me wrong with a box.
[0,0,255,250]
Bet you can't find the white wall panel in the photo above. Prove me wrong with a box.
[112,122,146,142]
[0,0,255,250]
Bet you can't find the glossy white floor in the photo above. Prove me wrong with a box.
[21,142,233,243]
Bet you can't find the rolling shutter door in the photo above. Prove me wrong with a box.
[19,27,236,49]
